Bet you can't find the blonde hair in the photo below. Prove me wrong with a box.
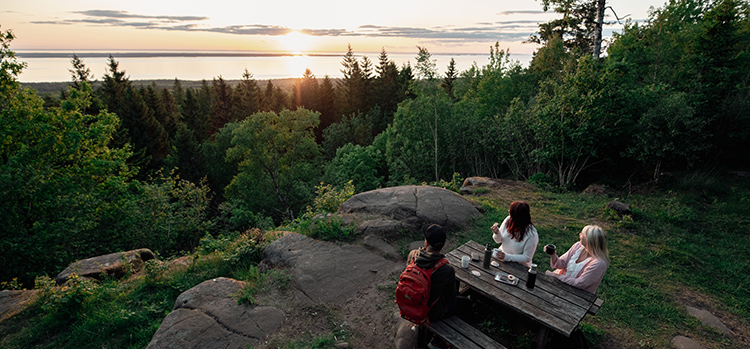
[582,225,610,265]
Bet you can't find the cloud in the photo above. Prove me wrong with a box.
[35,9,545,43]
[205,25,290,36]
[497,10,547,15]
[73,10,208,22]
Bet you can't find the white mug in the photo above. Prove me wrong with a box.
[461,255,470,268]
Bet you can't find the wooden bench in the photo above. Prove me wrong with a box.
[429,316,507,349]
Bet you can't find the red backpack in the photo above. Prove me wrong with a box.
[395,258,449,325]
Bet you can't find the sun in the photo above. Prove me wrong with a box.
[279,30,313,55]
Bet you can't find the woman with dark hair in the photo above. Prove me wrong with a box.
[490,201,539,267]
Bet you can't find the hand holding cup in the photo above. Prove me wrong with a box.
[544,244,556,255]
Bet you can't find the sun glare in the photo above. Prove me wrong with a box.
[280,30,313,55]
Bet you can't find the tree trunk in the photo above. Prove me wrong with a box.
[593,0,607,59]
[433,105,439,182]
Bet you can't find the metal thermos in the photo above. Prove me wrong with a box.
[526,263,538,289]
[483,243,492,268]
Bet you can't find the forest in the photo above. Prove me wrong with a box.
[1,0,749,289]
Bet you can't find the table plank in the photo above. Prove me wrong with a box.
[447,241,597,337]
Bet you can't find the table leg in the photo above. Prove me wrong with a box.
[458,282,471,295]
[536,326,549,349]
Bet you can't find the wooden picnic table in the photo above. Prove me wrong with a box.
[445,240,598,349]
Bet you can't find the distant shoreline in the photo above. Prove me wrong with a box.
[16,52,343,59]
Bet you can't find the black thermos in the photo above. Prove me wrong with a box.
[526,263,538,289]
[483,243,492,268]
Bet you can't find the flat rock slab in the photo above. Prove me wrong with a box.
[338,185,481,230]
[363,234,397,256]
[357,219,408,240]
[55,248,156,284]
[262,233,402,305]
[671,336,707,349]
[0,290,39,323]
[686,306,732,335]
[147,277,284,349]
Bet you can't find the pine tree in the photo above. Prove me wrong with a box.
[211,76,233,134]
[317,75,337,133]
[123,85,169,174]
[338,44,364,115]
[172,78,186,112]
[183,88,211,143]
[441,58,458,101]
[294,68,319,111]
[231,69,261,121]
[160,87,181,139]
[69,54,92,90]
[68,54,102,115]
[373,48,402,135]
[99,55,130,148]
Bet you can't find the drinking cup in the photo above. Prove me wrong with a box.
[545,244,556,255]
[461,255,470,268]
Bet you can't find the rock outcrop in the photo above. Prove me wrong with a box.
[0,290,39,323]
[338,185,481,235]
[147,277,285,349]
[606,200,632,216]
[261,232,402,305]
[55,248,156,284]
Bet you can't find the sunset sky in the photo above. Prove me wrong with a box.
[3,0,663,56]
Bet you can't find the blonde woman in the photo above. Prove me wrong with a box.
[546,225,610,293]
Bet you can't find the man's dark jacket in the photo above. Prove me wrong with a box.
[413,247,457,321]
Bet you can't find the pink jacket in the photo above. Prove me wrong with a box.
[550,242,607,293]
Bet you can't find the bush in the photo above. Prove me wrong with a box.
[430,172,464,193]
[311,181,355,214]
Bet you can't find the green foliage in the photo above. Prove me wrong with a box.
[108,172,213,255]
[528,172,553,187]
[225,108,322,222]
[289,214,357,242]
[35,274,96,316]
[311,181,355,214]
[0,27,27,94]
[323,142,385,192]
[321,109,376,158]
[197,229,265,268]
[0,78,137,285]
[0,278,23,291]
[429,172,464,193]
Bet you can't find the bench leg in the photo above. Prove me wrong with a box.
[535,327,549,349]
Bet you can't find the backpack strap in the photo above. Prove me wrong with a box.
[433,258,449,271]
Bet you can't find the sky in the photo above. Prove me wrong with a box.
[2,0,666,56]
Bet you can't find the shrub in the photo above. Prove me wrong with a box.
[311,181,355,214]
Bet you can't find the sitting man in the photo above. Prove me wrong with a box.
[408,224,472,348]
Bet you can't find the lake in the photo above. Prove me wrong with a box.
[15,51,532,82]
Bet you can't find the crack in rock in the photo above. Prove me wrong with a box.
[178,305,261,340]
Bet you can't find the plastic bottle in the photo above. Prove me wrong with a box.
[526,263,538,289]
[483,243,492,269]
